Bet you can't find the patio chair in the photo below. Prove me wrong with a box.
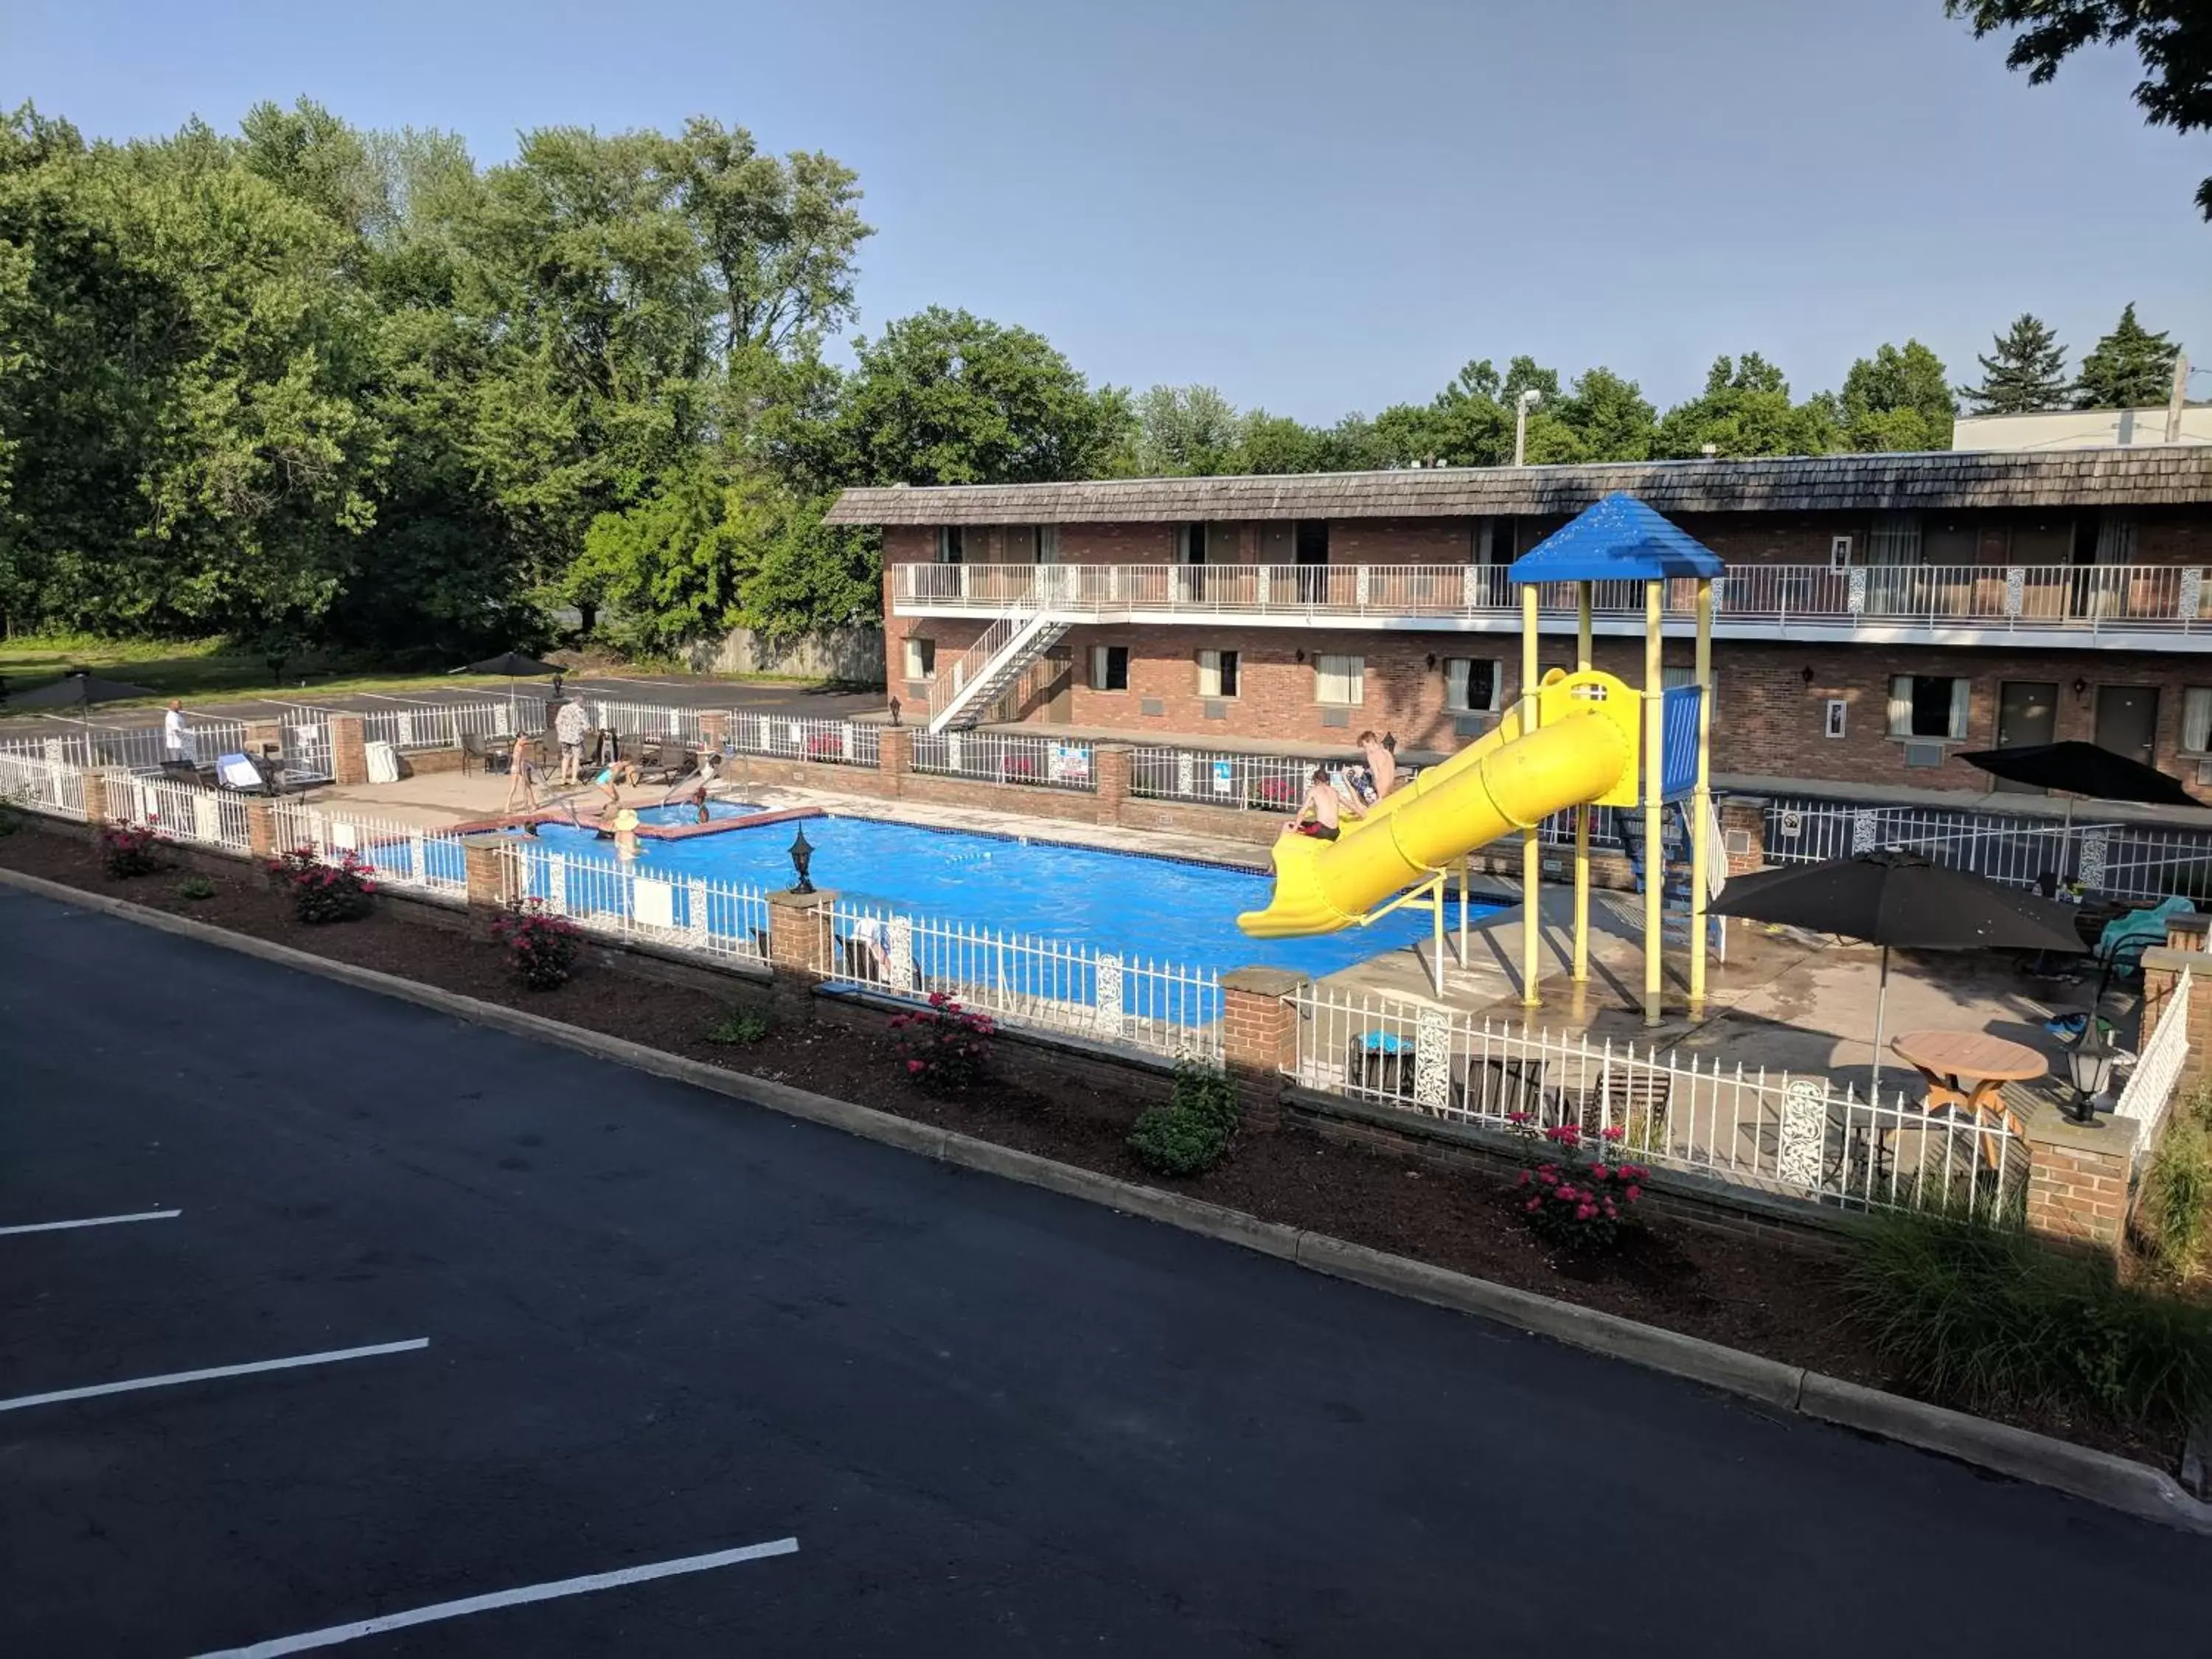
[1453,1054,1546,1121]
[1587,1061,1673,1152]
[459,731,505,776]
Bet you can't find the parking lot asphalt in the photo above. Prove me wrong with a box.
[2,885,2207,1657]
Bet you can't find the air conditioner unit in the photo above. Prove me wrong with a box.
[2197,758,2212,787]
[1902,741,1945,768]
[1455,711,1502,740]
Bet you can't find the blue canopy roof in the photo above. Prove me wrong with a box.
[1507,492,1725,583]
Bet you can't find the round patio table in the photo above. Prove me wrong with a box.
[1889,1029,2046,1167]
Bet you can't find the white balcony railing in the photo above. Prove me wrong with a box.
[895,561,2211,635]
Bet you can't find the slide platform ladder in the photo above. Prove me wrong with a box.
[1617,801,1726,961]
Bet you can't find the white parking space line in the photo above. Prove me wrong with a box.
[0,1338,428,1414]
[189,1536,801,1657]
[0,1208,181,1237]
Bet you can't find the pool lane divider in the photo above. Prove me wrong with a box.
[2,863,2205,1536]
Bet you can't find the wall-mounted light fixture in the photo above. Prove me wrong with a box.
[2073,678,2090,698]
[1425,653,1438,670]
[1801,666,1815,685]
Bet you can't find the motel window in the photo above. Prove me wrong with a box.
[1197,649,1240,698]
[1444,658,1501,713]
[1315,654,1365,707]
[936,526,965,564]
[2184,688,2212,755]
[903,637,936,679]
[1888,675,1969,741]
[1091,644,1130,692]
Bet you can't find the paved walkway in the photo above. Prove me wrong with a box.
[4,885,2205,1657]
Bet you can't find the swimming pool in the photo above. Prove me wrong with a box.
[511,810,1501,981]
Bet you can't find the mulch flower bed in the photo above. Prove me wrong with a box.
[0,825,2168,1467]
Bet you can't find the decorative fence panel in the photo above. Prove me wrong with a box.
[726,714,880,768]
[1287,987,2025,1220]
[506,845,767,964]
[2114,969,2193,1161]
[910,731,1096,792]
[821,900,1220,1061]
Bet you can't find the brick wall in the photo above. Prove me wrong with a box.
[885,614,2212,801]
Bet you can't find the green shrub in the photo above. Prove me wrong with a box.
[2142,1085,2212,1279]
[271,846,376,923]
[100,823,162,877]
[888,993,994,1093]
[175,875,216,902]
[1127,1062,1241,1178]
[706,1006,772,1047]
[1846,1210,2212,1436]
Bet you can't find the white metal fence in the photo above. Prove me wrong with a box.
[504,844,768,964]
[2114,969,2194,1160]
[724,714,880,768]
[1763,797,2212,903]
[0,753,86,819]
[1287,987,2026,1219]
[101,769,255,854]
[0,718,246,771]
[594,700,703,743]
[268,801,469,897]
[1132,748,1316,813]
[822,900,1221,1061]
[361,701,513,753]
[911,729,1096,791]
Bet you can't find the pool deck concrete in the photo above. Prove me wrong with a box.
[313,768,2125,1112]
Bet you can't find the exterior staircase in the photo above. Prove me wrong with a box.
[927,604,1071,733]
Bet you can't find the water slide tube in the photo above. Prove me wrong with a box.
[1237,669,1644,939]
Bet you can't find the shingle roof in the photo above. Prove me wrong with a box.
[1510,494,1726,582]
[824,446,2212,526]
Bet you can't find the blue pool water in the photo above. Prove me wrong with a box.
[507,810,1499,981]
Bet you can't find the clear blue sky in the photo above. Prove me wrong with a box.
[8,0,2208,420]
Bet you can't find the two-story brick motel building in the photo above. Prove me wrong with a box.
[828,446,2212,806]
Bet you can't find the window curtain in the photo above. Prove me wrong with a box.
[1948,677,1972,740]
[1888,677,1913,737]
[2184,687,2212,754]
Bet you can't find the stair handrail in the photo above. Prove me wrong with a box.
[929,600,1039,734]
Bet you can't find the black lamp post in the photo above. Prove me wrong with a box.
[2065,1019,2117,1125]
[789,827,815,895]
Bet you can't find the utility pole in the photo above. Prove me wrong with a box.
[1514,389,1542,467]
[2166,352,2190,444]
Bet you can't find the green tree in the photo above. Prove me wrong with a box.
[1841,339,1956,451]
[2073,302,2182,408]
[1947,1,2212,219]
[1653,353,1840,458]
[1130,384,1243,476]
[1958,313,2070,414]
[802,306,1133,487]
[1552,366,1658,462]
[1234,410,1326,474]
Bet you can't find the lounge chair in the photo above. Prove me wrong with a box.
[460,731,505,775]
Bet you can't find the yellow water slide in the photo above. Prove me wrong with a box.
[1237,669,1644,939]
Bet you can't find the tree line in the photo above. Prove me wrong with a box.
[0,98,2190,664]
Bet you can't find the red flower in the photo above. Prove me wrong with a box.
[1624,1185,1642,1201]
[906,1059,924,1074]
[1524,1197,1542,1213]
[1599,1125,1624,1142]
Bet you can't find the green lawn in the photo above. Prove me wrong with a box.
[0,635,531,707]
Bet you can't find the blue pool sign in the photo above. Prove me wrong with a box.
[1211,759,1234,796]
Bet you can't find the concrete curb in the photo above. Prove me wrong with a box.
[7,863,2211,1535]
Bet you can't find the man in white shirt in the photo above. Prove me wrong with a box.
[162,700,195,766]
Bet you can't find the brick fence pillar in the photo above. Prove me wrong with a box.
[876,726,910,798]
[765,887,838,1020]
[698,710,731,751]
[1093,744,1131,827]
[329,713,368,787]
[1220,967,1305,1131]
[2167,914,2210,954]
[459,832,518,936]
[246,799,278,860]
[1717,793,1769,875]
[81,768,108,827]
[2023,1102,2132,1256]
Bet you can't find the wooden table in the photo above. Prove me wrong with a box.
[1890,1029,2048,1167]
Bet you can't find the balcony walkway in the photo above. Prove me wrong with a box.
[895,561,2212,649]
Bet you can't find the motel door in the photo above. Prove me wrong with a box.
[2094,686,2159,768]
[1992,681,2057,793]
[1039,645,1075,726]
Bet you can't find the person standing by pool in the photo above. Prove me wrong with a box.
[553,697,588,785]
[504,731,541,814]
[1281,766,1360,843]
[1356,730,1397,803]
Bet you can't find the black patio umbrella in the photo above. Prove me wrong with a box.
[4,670,162,722]
[451,651,563,714]
[1958,740,2197,810]
[1711,850,2086,1088]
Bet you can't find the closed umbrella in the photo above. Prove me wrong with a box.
[1711,851,2086,1088]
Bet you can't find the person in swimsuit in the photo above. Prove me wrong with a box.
[594,759,641,814]
[1281,766,1359,842]
[503,731,541,814]
[1357,729,1398,802]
